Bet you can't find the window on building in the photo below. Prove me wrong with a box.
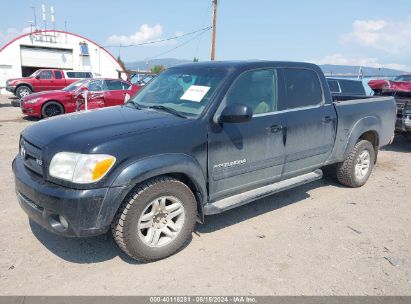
[80,43,90,56]
[283,68,323,109]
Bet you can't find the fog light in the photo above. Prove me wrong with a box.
[59,215,69,229]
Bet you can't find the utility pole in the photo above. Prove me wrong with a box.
[211,0,217,61]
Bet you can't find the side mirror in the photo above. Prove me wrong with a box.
[219,103,253,124]
[35,75,40,79]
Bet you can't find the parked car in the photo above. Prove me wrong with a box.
[6,69,96,99]
[327,78,367,101]
[13,61,396,262]
[368,88,411,138]
[130,74,155,86]
[368,74,411,95]
[20,78,140,118]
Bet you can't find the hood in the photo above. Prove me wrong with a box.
[23,90,71,100]
[8,76,33,83]
[21,105,187,149]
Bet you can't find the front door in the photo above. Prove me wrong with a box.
[33,70,54,91]
[83,79,105,110]
[208,69,286,201]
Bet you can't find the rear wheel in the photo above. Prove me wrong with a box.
[16,85,32,99]
[111,176,197,262]
[336,140,375,187]
[41,101,64,118]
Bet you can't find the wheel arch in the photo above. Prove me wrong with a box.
[97,154,208,227]
[15,83,33,92]
[342,116,381,161]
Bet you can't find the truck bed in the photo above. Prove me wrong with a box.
[329,96,396,162]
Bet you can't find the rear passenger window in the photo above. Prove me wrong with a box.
[121,81,131,90]
[283,68,323,109]
[105,80,123,90]
[224,69,278,114]
[327,80,340,93]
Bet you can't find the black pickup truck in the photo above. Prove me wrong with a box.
[13,61,396,261]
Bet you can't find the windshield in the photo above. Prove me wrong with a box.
[29,70,41,77]
[62,79,88,92]
[129,67,229,117]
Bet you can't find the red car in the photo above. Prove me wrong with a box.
[20,78,140,118]
[368,74,411,95]
[6,69,96,99]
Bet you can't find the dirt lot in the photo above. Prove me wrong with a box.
[0,94,410,295]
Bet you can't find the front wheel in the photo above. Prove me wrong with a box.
[111,177,197,262]
[41,101,64,118]
[337,140,375,187]
[16,85,32,99]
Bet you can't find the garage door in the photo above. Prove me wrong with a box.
[20,46,73,69]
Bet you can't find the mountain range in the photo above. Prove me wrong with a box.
[125,58,405,77]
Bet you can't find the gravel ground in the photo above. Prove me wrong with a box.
[0,94,410,295]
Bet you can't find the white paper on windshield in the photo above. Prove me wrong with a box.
[180,85,210,102]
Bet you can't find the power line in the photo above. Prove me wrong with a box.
[146,28,212,61]
[103,26,212,48]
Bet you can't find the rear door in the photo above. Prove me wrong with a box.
[281,68,337,177]
[53,70,66,90]
[104,79,129,106]
[208,68,287,201]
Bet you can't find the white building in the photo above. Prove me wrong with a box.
[0,29,124,94]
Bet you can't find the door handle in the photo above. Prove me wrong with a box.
[322,116,332,123]
[266,125,283,134]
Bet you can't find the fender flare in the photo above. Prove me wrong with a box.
[96,154,208,227]
[342,116,380,159]
[15,83,33,92]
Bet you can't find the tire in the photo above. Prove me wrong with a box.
[336,140,375,187]
[41,101,64,118]
[16,85,32,99]
[111,176,197,262]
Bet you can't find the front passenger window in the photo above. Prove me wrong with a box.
[224,69,278,115]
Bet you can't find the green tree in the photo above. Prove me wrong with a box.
[117,56,130,78]
[193,57,199,62]
[151,64,166,74]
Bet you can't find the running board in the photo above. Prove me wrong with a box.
[203,170,323,215]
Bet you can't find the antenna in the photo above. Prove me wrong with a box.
[30,6,37,30]
[42,4,46,30]
[51,6,55,34]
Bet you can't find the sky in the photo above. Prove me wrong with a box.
[1,0,411,70]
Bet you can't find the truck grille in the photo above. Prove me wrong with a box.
[20,137,43,176]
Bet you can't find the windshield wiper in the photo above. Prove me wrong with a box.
[125,102,143,110]
[148,105,187,118]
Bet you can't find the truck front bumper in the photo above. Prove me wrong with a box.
[6,85,16,93]
[13,156,128,237]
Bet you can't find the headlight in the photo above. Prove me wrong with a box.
[49,152,116,183]
[25,98,42,104]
